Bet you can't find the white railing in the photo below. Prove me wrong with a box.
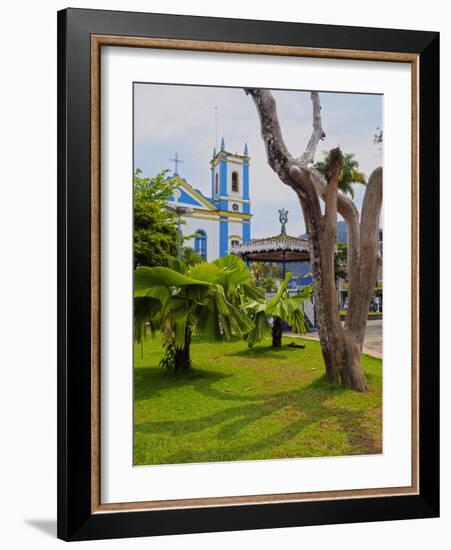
[231,236,310,255]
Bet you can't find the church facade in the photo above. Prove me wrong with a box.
[166,138,252,261]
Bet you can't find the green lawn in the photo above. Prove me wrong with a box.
[134,336,382,466]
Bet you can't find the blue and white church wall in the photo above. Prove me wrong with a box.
[166,176,220,261]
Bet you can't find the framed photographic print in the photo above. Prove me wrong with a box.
[57,8,439,541]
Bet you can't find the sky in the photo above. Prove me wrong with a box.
[134,83,382,238]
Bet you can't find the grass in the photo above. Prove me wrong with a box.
[134,336,382,466]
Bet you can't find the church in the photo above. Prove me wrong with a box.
[166,138,252,261]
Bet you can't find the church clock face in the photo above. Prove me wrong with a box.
[232,203,239,212]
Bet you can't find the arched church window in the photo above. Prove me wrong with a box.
[215,173,219,195]
[231,171,239,193]
[194,230,207,260]
[231,240,240,248]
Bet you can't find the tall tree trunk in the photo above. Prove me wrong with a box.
[174,327,192,370]
[290,161,371,392]
[245,88,382,392]
[272,317,283,348]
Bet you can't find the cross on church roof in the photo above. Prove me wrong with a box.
[169,153,183,175]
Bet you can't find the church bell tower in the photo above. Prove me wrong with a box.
[210,138,251,256]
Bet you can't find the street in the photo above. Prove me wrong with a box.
[296,319,382,358]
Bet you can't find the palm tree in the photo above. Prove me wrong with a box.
[314,152,366,199]
[134,257,254,369]
[212,254,266,306]
[244,273,311,348]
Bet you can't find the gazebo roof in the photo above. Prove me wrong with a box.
[231,234,310,262]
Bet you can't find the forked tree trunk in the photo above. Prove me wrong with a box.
[272,317,283,348]
[174,327,192,370]
[246,89,382,392]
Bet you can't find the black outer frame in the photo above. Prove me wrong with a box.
[57,8,439,542]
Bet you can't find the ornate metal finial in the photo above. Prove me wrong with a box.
[278,208,288,236]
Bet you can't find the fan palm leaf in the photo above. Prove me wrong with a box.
[134,261,256,353]
[244,273,311,347]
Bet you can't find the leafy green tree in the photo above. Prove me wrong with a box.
[314,152,366,199]
[134,168,176,202]
[373,127,383,150]
[180,246,205,266]
[134,256,254,370]
[244,273,311,348]
[134,168,178,268]
[259,276,277,292]
[251,262,282,282]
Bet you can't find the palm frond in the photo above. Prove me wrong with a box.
[266,272,292,314]
[245,310,271,347]
[135,266,211,292]
[133,297,161,344]
[167,257,187,274]
[187,262,222,283]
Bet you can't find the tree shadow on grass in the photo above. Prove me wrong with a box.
[134,366,231,403]
[135,375,381,463]
[226,343,301,360]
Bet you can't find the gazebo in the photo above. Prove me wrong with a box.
[230,208,310,277]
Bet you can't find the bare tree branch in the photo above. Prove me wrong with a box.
[342,209,361,309]
[346,167,383,342]
[301,91,325,165]
[244,88,294,186]
[309,168,361,292]
[289,165,323,224]
[360,167,383,236]
[323,147,343,230]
